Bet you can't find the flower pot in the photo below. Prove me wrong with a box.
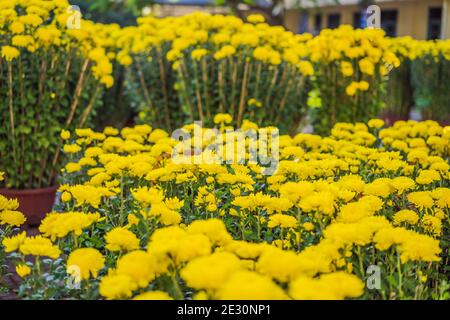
[0,186,58,226]
[381,113,409,127]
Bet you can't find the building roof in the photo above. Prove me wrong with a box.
[154,0,409,9]
[154,0,215,5]
[285,0,403,9]
[155,0,273,6]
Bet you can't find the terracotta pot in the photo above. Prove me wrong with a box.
[0,186,58,226]
[381,113,409,127]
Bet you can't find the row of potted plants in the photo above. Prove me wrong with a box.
[1,1,449,227]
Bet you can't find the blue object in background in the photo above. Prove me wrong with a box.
[359,10,368,28]
[299,11,309,33]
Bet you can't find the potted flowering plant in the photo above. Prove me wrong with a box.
[0,1,114,225]
[308,26,400,135]
[411,51,450,124]
[386,37,450,125]
[120,13,312,134]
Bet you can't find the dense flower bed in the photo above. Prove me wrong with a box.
[1,118,449,299]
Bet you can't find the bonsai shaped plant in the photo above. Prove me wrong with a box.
[0,0,114,225]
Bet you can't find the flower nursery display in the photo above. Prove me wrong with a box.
[116,13,314,133]
[1,118,449,300]
[384,37,450,124]
[0,0,115,224]
[0,0,449,302]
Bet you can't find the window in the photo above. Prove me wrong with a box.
[327,13,341,29]
[354,10,372,29]
[381,10,397,37]
[428,7,442,39]
[314,13,322,34]
[353,12,362,29]
[299,11,309,34]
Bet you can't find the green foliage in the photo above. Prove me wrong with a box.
[175,50,310,133]
[384,61,413,121]
[310,62,387,136]
[0,49,103,189]
[128,48,310,134]
[95,63,135,129]
[125,44,182,132]
[72,0,138,26]
[83,0,153,16]
[411,56,450,124]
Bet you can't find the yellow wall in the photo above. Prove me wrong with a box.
[443,0,450,38]
[285,10,301,33]
[151,5,229,17]
[285,0,447,39]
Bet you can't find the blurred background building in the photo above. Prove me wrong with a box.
[149,0,229,16]
[73,0,450,39]
[285,0,450,39]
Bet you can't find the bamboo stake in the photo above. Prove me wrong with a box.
[40,54,61,187]
[60,53,73,94]
[265,68,279,120]
[254,62,262,99]
[272,65,288,120]
[218,60,226,113]
[53,59,89,176]
[179,60,195,121]
[38,59,47,106]
[38,55,50,174]
[158,57,172,130]
[18,57,25,183]
[7,63,16,164]
[230,58,238,118]
[65,59,89,125]
[201,59,211,120]
[78,83,101,128]
[193,60,204,122]
[276,76,294,123]
[135,58,158,125]
[237,60,250,127]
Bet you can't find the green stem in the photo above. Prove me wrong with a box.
[171,272,183,300]
[397,252,403,299]
[357,246,364,277]
[73,233,79,248]
[256,210,261,242]
[119,175,125,226]
[239,212,246,241]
